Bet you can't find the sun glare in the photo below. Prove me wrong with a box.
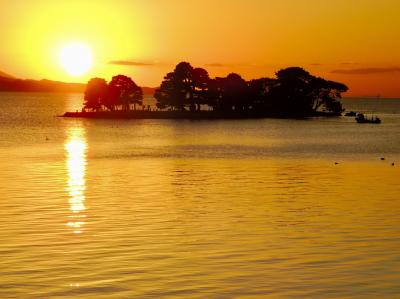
[60,43,93,77]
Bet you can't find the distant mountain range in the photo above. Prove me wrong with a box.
[0,70,15,78]
[0,71,156,95]
[0,76,86,93]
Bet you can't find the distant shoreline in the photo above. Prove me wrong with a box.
[61,110,341,120]
[0,75,156,94]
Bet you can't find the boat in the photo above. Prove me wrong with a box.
[344,111,357,116]
[355,113,381,124]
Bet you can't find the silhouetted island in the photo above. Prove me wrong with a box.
[63,62,348,119]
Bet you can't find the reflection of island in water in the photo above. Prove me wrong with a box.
[63,63,348,119]
[65,127,87,234]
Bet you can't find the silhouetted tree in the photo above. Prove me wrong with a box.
[208,74,249,112]
[204,77,223,110]
[223,73,249,111]
[173,62,194,109]
[270,67,315,115]
[83,78,108,111]
[267,67,348,115]
[192,67,210,111]
[154,72,175,110]
[109,75,143,111]
[248,78,277,111]
[103,84,119,111]
[309,78,347,114]
[154,62,195,111]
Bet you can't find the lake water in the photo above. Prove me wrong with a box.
[0,92,399,298]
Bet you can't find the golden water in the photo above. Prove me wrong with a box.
[0,93,399,298]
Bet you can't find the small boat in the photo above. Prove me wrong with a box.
[344,111,357,117]
[355,113,381,124]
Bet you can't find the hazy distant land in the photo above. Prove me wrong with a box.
[0,71,155,94]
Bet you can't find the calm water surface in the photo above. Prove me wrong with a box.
[0,93,399,298]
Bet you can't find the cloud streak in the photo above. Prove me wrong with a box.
[331,67,400,75]
[204,63,227,67]
[339,62,359,66]
[108,60,154,66]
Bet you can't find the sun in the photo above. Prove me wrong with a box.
[60,43,93,76]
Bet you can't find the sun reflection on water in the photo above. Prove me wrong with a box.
[65,127,87,234]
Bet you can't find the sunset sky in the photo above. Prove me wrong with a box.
[0,0,399,96]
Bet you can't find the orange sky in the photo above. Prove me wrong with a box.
[0,0,399,97]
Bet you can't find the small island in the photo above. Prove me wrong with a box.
[63,62,348,119]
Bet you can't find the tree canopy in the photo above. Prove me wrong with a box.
[154,62,348,116]
[109,75,143,111]
[83,63,348,117]
[83,75,143,112]
[84,78,108,111]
